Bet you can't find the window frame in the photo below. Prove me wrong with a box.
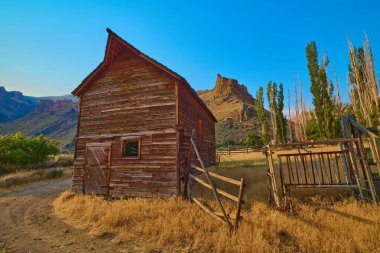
[121,136,141,160]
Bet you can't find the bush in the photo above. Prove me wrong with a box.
[0,132,59,175]
[45,168,63,179]
[216,140,237,149]
[245,131,264,148]
[55,155,74,167]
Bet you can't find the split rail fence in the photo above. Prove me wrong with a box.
[187,133,245,229]
[216,146,262,155]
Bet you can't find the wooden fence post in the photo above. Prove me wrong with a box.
[356,137,378,203]
[369,137,380,177]
[234,178,245,228]
[266,145,281,208]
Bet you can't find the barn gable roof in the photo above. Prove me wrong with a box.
[72,28,217,122]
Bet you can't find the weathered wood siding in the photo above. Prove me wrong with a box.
[73,49,178,197]
[177,83,216,193]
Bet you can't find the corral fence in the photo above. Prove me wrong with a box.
[186,132,245,229]
[266,138,378,208]
[265,115,380,208]
[216,146,265,165]
[341,115,380,179]
[216,146,263,155]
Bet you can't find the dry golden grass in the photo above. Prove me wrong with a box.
[54,191,380,253]
[53,151,380,252]
[218,151,267,168]
[0,167,72,194]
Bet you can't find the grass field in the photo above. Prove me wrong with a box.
[53,152,380,252]
[0,166,72,195]
[0,154,74,194]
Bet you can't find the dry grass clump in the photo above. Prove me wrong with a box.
[46,154,74,167]
[0,167,72,193]
[54,191,380,252]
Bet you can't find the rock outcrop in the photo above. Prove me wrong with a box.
[34,100,77,113]
[198,74,269,144]
[213,74,255,104]
[0,86,38,122]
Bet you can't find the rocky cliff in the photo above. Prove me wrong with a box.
[0,88,78,150]
[213,74,255,104]
[34,100,77,113]
[0,86,38,122]
[198,74,268,144]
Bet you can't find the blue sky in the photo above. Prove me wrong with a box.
[0,0,379,109]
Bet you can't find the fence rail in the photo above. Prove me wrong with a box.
[216,147,263,155]
[187,132,245,229]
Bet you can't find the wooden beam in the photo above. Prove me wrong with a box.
[175,81,179,126]
[191,165,241,186]
[191,197,226,224]
[189,174,240,202]
[269,138,359,148]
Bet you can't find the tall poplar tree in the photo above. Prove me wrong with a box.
[306,41,335,139]
[254,86,269,143]
[277,83,287,143]
[267,82,278,143]
[348,34,379,127]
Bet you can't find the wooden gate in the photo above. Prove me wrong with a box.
[187,133,245,229]
[83,143,111,196]
[266,138,378,208]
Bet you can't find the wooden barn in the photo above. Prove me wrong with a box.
[71,28,217,197]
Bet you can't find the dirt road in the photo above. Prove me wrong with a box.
[0,179,130,253]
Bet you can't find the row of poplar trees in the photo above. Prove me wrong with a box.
[303,34,379,140]
[254,33,378,143]
[254,82,287,144]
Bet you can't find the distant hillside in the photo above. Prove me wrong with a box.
[37,94,78,102]
[0,100,78,150]
[0,86,38,122]
[0,87,78,150]
[0,78,268,148]
[198,74,270,144]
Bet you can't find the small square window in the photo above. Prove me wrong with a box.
[122,137,141,159]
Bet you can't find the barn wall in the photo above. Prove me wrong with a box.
[177,83,216,193]
[73,50,178,197]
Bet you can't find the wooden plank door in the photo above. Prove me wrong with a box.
[84,144,111,195]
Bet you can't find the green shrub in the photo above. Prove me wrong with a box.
[245,131,264,148]
[0,132,59,175]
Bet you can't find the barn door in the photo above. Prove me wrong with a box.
[84,144,111,196]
